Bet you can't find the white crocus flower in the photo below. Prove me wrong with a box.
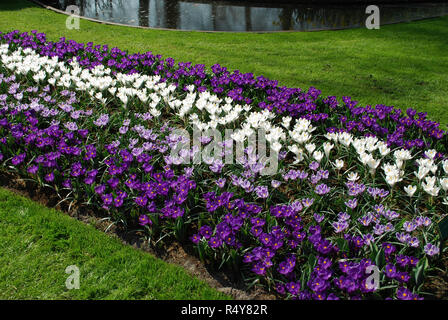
[313,150,323,163]
[281,116,292,129]
[424,149,437,160]
[422,184,440,197]
[305,143,316,155]
[440,178,448,192]
[367,158,380,174]
[378,144,391,156]
[323,142,334,158]
[414,166,430,181]
[334,159,344,170]
[404,185,417,197]
[443,160,448,174]
[424,176,437,188]
[347,172,359,182]
[288,145,304,163]
[271,142,282,153]
[385,174,402,188]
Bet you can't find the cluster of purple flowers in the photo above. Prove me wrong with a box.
[1,29,445,301]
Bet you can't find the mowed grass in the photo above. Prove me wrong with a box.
[0,0,447,300]
[0,188,229,299]
[1,0,447,125]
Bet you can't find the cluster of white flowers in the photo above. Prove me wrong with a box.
[287,118,316,163]
[182,93,251,130]
[230,109,286,152]
[0,46,178,118]
[382,163,404,187]
[2,43,448,203]
[409,149,448,197]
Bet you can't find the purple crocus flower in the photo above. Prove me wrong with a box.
[27,164,39,174]
[208,236,222,249]
[382,243,396,255]
[139,214,152,226]
[190,234,200,244]
[397,287,414,300]
[94,184,106,195]
[384,264,397,278]
[11,153,26,166]
[62,179,72,189]
[199,225,213,239]
[285,281,300,296]
[44,172,54,182]
[308,277,329,293]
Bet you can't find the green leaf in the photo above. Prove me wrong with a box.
[414,257,426,288]
[438,216,448,242]
[307,253,317,268]
[335,238,349,253]
[370,242,379,261]
[375,248,385,268]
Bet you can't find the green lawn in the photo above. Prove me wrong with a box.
[1,0,447,126]
[0,188,229,299]
[0,0,447,300]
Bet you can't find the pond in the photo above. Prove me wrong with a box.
[42,0,448,32]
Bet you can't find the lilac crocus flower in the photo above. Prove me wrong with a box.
[408,237,420,248]
[309,161,319,171]
[363,234,374,245]
[215,178,226,188]
[424,243,440,256]
[209,159,224,173]
[271,180,281,188]
[337,212,350,221]
[314,213,324,223]
[344,198,357,209]
[64,121,78,131]
[403,221,418,232]
[302,198,314,208]
[396,232,411,243]
[332,221,349,233]
[315,183,331,195]
[254,186,269,199]
[93,113,109,127]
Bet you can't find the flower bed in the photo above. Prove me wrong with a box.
[0,30,447,300]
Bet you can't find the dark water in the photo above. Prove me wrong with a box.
[43,0,448,31]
